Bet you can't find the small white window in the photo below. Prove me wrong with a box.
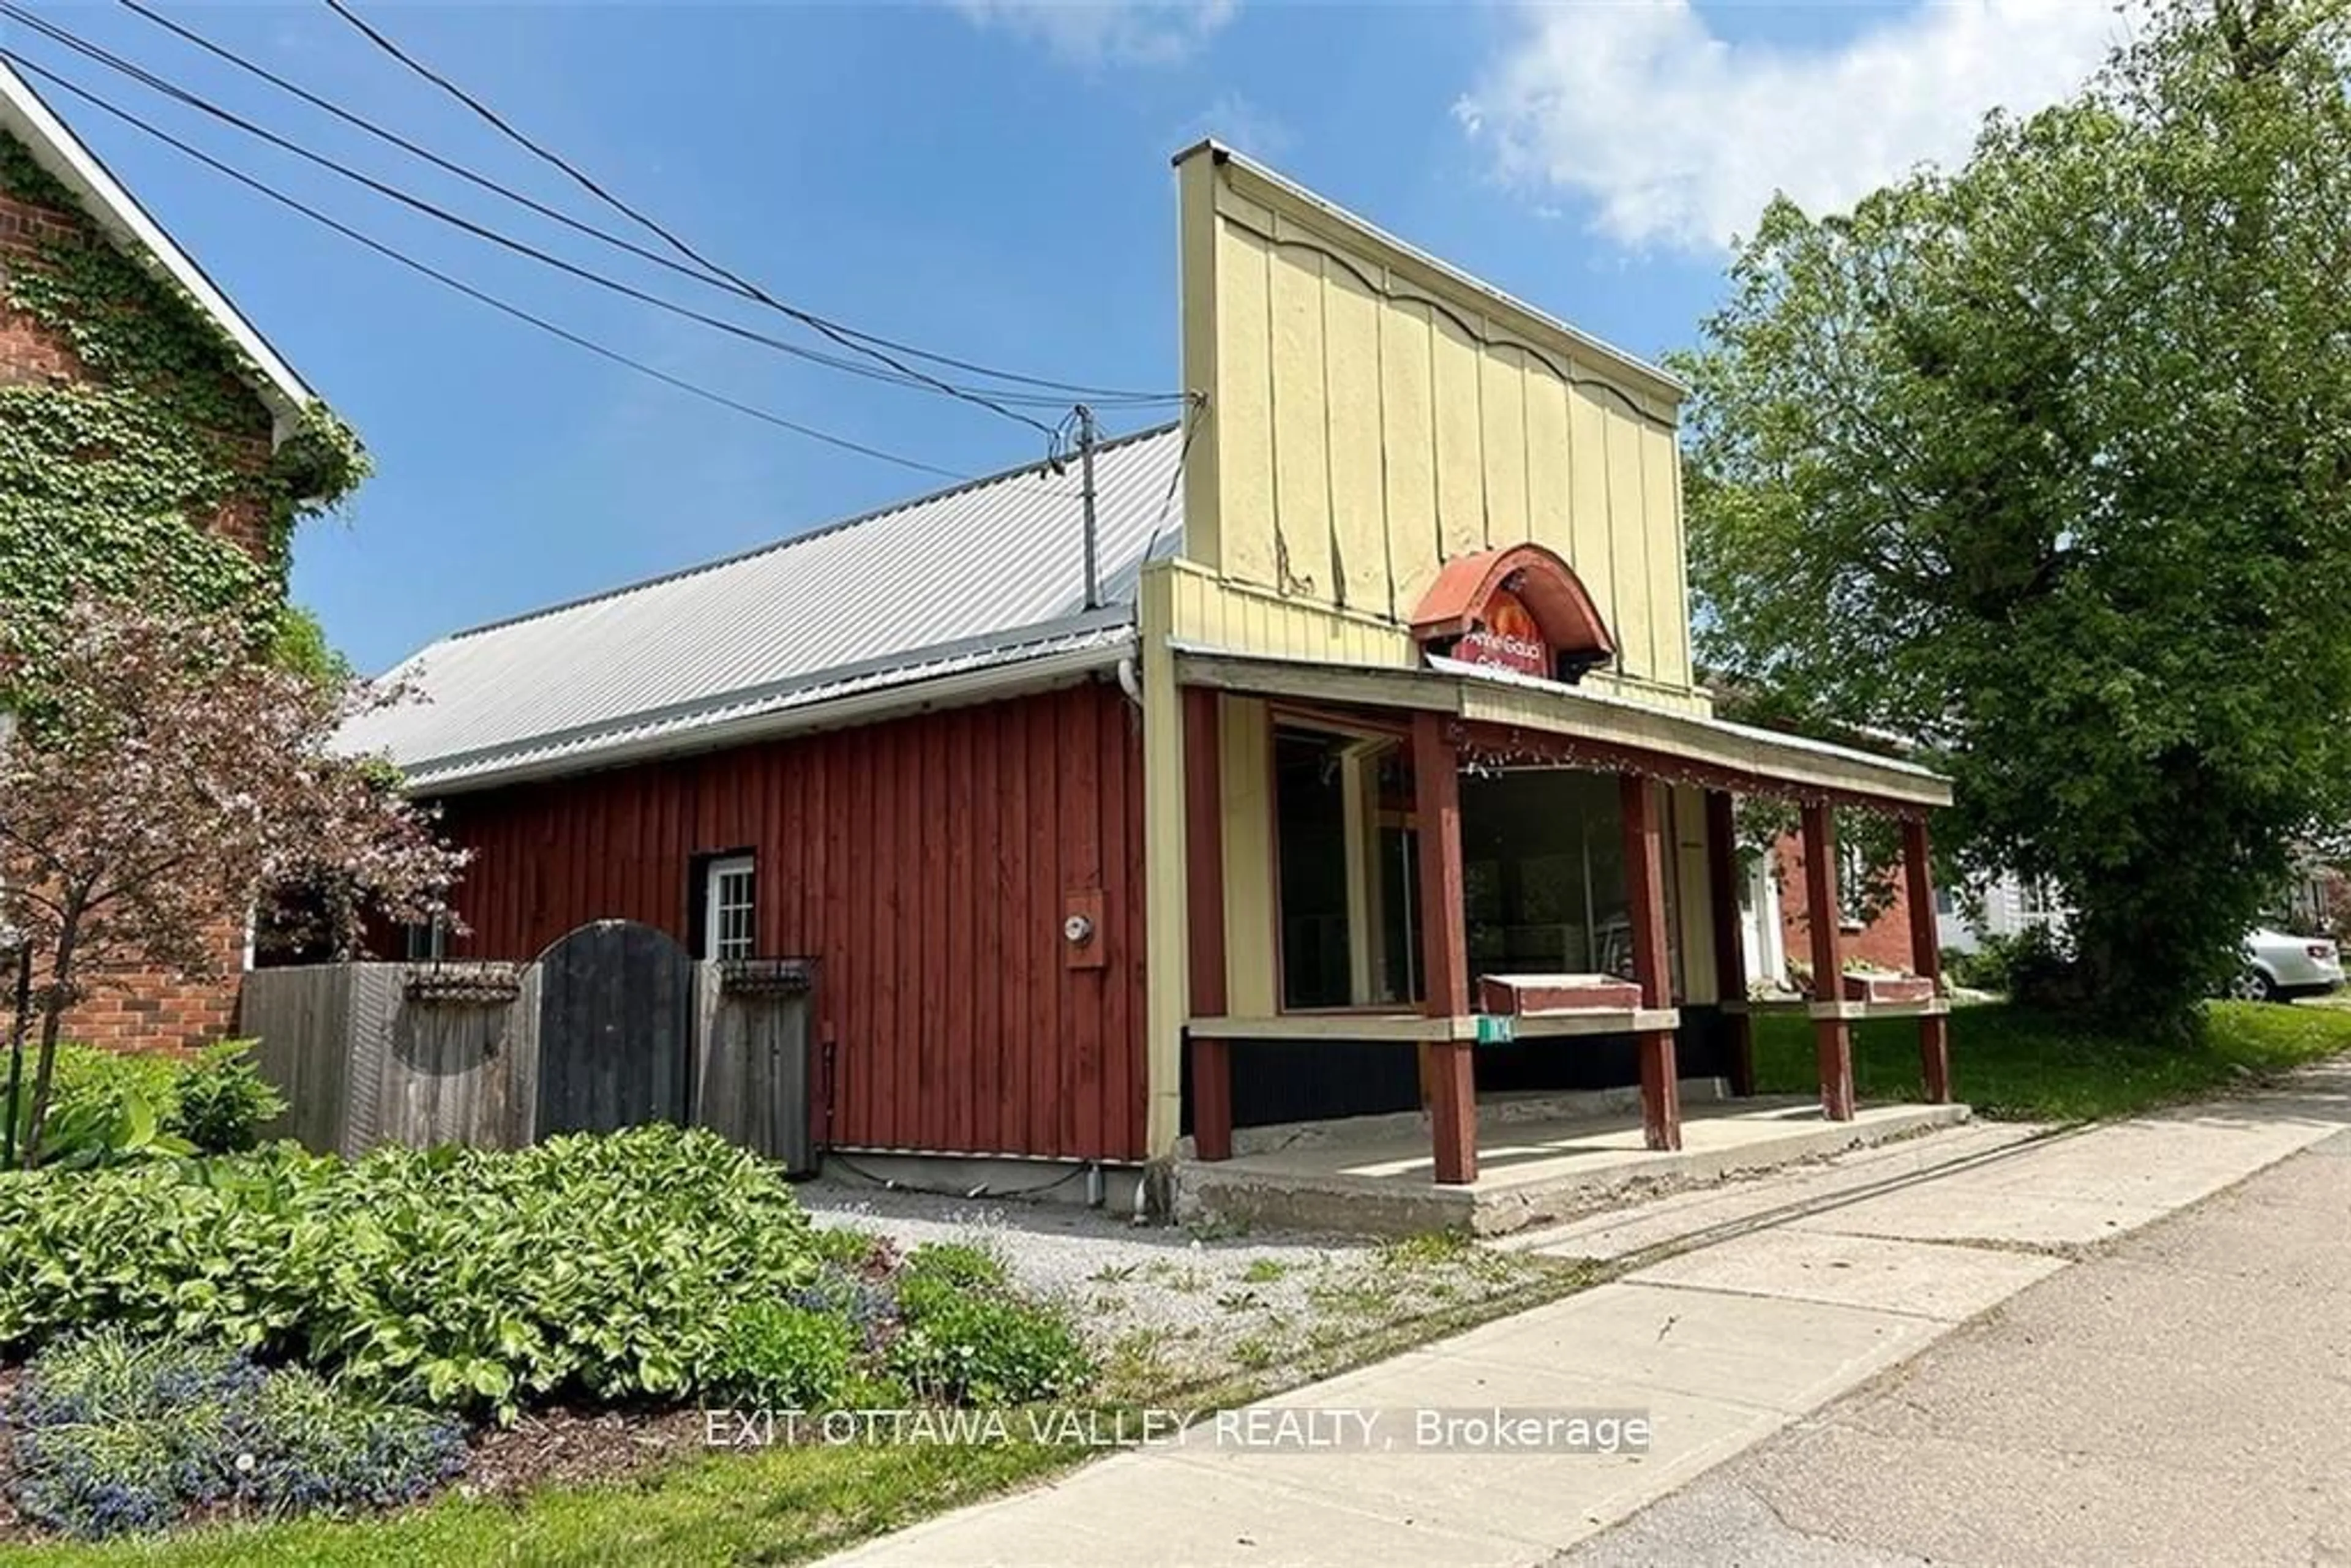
[703,855,757,961]
[1837,842,1870,929]
[403,914,448,962]
[2017,879,2055,920]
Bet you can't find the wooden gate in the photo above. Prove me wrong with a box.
[533,920,695,1136]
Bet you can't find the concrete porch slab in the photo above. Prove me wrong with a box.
[1174,1097,1973,1238]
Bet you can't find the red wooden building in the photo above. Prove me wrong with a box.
[345,146,1955,1190]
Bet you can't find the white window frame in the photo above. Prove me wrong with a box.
[1836,842,1870,932]
[403,913,449,962]
[703,854,757,961]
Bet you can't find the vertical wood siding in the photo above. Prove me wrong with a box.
[1175,150,1696,696]
[430,683,1148,1161]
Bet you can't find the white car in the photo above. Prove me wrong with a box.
[2234,927,2345,1002]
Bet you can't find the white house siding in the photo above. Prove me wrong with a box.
[1740,851,1786,990]
[1938,874,2067,955]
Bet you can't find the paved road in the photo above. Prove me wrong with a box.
[1569,1127,2351,1567]
[828,1064,2350,1567]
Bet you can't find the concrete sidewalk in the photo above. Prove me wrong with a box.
[823,1063,2351,1568]
[1569,1123,2351,1566]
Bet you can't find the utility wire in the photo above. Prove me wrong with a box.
[0,51,969,482]
[1133,393,1207,590]
[320,0,1169,429]
[114,0,1176,410]
[5,4,1066,432]
[317,0,1182,409]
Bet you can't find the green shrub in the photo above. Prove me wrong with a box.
[1944,925,2074,999]
[0,1131,1095,1425]
[43,1046,181,1135]
[6,1327,465,1539]
[886,1292,1093,1406]
[169,1041,285,1153]
[25,1040,283,1161]
[893,1239,1011,1322]
[811,1226,890,1270]
[0,1125,821,1417]
[899,1239,1008,1294]
[710,1303,856,1409]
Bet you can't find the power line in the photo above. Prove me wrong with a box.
[124,0,1168,411]
[320,0,1176,427]
[5,4,1068,433]
[111,4,746,296]
[316,0,1180,408]
[1134,393,1208,590]
[0,50,970,483]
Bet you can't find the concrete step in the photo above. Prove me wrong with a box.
[1174,1100,1976,1239]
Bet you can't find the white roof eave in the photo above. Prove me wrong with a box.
[0,60,312,435]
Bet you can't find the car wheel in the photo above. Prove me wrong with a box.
[2229,967,2279,1003]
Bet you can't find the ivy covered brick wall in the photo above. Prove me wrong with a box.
[0,129,367,1048]
[0,130,365,659]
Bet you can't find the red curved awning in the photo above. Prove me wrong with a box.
[1409,542,1615,666]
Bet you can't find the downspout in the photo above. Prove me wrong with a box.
[1116,654,1144,710]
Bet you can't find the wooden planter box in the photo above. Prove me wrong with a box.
[1478,973,1644,1015]
[1841,972,1935,1004]
[401,963,524,1006]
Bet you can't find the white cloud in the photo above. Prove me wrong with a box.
[948,0,1238,67]
[1180,90,1297,159]
[1456,0,2128,252]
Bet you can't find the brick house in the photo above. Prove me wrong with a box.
[1,62,326,1050]
[1760,828,1922,991]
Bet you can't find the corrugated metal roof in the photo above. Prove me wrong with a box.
[345,421,1185,789]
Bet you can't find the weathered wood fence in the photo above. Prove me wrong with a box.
[239,920,816,1172]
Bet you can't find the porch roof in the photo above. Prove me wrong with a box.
[1170,642,1953,812]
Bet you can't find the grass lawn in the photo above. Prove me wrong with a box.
[0,1243,1595,1567]
[1752,998,2351,1121]
[0,1436,1081,1568]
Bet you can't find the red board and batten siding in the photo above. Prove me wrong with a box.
[433,682,1148,1162]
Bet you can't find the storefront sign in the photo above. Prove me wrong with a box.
[1409,542,1614,686]
[1453,585,1551,678]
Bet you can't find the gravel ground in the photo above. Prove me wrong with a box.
[795,1178,1566,1400]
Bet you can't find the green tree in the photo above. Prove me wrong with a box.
[0,598,467,1166]
[1677,0,2351,1029]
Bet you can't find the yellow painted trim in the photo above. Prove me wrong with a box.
[1341,750,1375,1002]
[1219,695,1278,1015]
[1168,647,1954,809]
[1185,142,1685,413]
[1670,785,1719,1007]
[1176,151,1225,576]
[1188,1013,1453,1042]
[1138,568,1188,1158]
[1512,1008,1682,1038]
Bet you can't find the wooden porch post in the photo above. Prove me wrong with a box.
[1182,688,1233,1161]
[1902,816,1952,1104]
[1411,711,1476,1185]
[1621,773,1682,1151]
[1702,789,1755,1097]
[1801,801,1856,1120]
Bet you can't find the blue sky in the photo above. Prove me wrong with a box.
[7,1,2125,672]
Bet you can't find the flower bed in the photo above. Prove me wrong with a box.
[7,1330,465,1540]
[0,1127,1095,1543]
